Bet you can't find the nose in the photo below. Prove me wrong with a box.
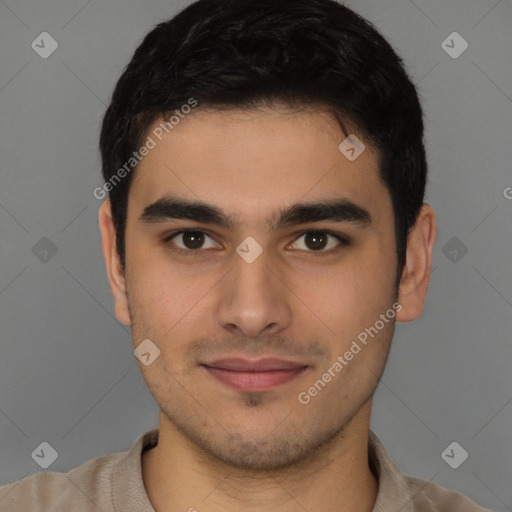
[216,247,293,339]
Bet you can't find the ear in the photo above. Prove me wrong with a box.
[98,200,131,326]
[396,203,437,322]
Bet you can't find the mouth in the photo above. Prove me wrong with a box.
[200,357,309,392]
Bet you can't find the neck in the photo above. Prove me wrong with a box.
[142,402,378,512]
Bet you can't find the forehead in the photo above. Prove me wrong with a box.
[128,106,391,229]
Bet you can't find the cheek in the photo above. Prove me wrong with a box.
[291,244,395,339]
[127,235,200,301]
[125,247,226,360]
[130,269,206,334]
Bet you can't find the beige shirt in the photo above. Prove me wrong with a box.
[0,429,491,511]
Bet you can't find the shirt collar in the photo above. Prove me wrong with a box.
[369,430,421,512]
[113,428,159,511]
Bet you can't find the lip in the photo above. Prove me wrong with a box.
[202,357,307,372]
[200,357,309,392]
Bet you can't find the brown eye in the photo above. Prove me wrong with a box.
[167,230,220,251]
[181,231,205,249]
[304,231,329,250]
[290,231,348,252]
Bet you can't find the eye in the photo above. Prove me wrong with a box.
[289,230,349,253]
[165,230,221,252]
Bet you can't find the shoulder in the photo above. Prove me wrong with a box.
[368,430,493,512]
[0,450,125,512]
[405,474,494,512]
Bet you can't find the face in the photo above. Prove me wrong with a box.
[105,106,410,471]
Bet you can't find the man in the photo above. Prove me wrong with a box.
[0,0,492,510]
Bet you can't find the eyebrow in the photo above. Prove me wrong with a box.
[139,195,372,231]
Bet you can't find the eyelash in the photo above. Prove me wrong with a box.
[162,229,350,257]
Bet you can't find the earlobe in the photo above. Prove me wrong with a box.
[396,203,437,323]
[98,200,131,326]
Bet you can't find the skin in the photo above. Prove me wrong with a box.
[99,105,436,512]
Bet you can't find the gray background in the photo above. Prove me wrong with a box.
[0,0,510,510]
